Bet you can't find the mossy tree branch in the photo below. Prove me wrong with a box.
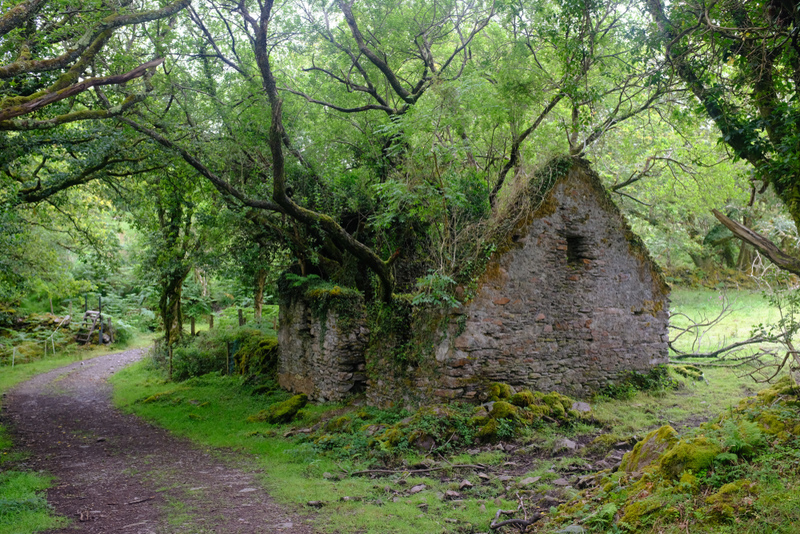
[248,0,396,302]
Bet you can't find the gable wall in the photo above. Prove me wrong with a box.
[365,165,669,406]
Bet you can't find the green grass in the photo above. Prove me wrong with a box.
[111,365,515,533]
[669,288,779,353]
[0,332,156,534]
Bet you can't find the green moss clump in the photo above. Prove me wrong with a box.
[704,480,757,523]
[139,391,178,404]
[619,497,663,528]
[658,436,721,479]
[248,394,308,424]
[542,392,574,419]
[487,382,515,401]
[756,410,787,436]
[510,390,536,407]
[753,375,797,405]
[671,364,704,381]
[476,418,499,441]
[489,401,519,420]
[373,427,404,449]
[325,415,353,432]
[620,425,678,475]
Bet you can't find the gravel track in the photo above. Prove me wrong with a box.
[2,349,317,534]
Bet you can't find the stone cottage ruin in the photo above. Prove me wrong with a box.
[277,158,670,406]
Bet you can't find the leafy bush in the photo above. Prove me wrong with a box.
[156,324,278,382]
[595,366,679,400]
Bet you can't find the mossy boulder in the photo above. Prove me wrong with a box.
[754,375,798,405]
[541,392,576,419]
[510,390,536,407]
[487,382,515,401]
[248,394,308,424]
[619,497,664,529]
[756,410,787,437]
[489,401,519,420]
[704,479,757,523]
[658,436,721,479]
[620,425,679,475]
[476,418,499,441]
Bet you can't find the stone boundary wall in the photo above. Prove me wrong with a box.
[277,292,369,402]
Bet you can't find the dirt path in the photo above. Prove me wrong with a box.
[1,349,318,534]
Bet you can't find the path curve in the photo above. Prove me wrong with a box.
[1,349,317,534]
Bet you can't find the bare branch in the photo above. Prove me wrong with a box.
[712,209,800,276]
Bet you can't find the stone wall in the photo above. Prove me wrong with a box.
[277,291,369,402]
[365,162,669,407]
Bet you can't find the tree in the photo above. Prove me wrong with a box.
[0,0,189,127]
[116,0,680,306]
[646,0,800,273]
[1,0,190,207]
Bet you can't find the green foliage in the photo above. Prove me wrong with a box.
[596,366,679,400]
[155,323,278,382]
[411,272,459,308]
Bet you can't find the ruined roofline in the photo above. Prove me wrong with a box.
[483,155,670,297]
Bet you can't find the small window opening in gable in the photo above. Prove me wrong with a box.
[566,235,591,264]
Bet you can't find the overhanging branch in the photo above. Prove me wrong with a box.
[712,209,800,275]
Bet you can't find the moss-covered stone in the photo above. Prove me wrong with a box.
[658,436,721,479]
[526,404,551,418]
[754,375,797,405]
[325,415,353,432]
[476,418,499,441]
[489,401,519,420]
[704,479,757,523]
[510,390,536,407]
[248,394,308,424]
[756,410,787,436]
[671,364,704,381]
[677,471,700,494]
[469,415,490,427]
[620,425,678,475]
[487,382,515,401]
[541,392,574,419]
[619,497,663,528]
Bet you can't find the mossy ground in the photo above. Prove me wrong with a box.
[535,377,800,533]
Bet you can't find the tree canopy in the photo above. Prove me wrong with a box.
[3,0,800,338]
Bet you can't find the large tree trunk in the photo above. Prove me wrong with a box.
[160,266,190,379]
[254,268,267,322]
